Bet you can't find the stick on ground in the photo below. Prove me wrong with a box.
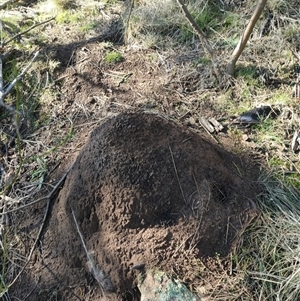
[7,165,73,288]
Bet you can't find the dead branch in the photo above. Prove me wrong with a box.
[2,17,55,47]
[71,208,114,294]
[3,51,39,97]
[0,163,73,215]
[227,0,268,76]
[175,0,222,82]
[123,0,135,44]
[7,165,73,288]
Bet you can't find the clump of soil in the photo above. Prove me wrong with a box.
[28,112,259,300]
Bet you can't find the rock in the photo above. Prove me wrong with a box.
[138,269,200,301]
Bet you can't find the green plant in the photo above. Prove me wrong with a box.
[56,11,81,24]
[270,92,291,104]
[192,2,222,32]
[284,27,300,44]
[104,51,123,64]
[31,157,47,189]
[80,22,97,32]
[176,2,223,42]
[251,118,286,152]
[236,65,257,81]
[223,12,240,29]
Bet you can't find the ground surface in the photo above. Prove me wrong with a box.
[12,112,259,300]
[1,1,300,300]
[2,12,262,301]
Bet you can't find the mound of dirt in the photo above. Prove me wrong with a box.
[35,112,259,300]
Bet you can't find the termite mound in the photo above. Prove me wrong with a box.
[46,112,260,300]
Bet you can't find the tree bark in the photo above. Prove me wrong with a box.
[227,0,268,76]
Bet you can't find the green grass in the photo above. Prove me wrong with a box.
[191,2,223,32]
[56,11,82,24]
[236,65,257,81]
[253,118,285,148]
[127,0,244,47]
[284,27,300,45]
[30,156,47,189]
[270,92,291,105]
[104,51,123,64]
[79,22,98,32]
[207,174,300,300]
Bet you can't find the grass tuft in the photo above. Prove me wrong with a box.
[234,174,300,300]
[56,11,81,24]
[104,51,123,64]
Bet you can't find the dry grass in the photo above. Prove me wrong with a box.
[234,174,300,300]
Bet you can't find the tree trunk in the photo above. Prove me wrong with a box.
[227,0,268,76]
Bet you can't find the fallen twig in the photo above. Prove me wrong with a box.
[199,117,220,144]
[2,17,55,47]
[71,208,114,297]
[1,51,39,99]
[169,146,187,204]
[0,164,73,215]
[7,164,73,288]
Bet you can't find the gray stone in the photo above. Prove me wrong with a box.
[138,269,200,301]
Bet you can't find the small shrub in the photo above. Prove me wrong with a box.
[104,51,123,64]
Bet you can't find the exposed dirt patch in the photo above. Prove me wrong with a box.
[53,41,217,122]
[12,112,260,300]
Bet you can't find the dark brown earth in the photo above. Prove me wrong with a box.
[11,112,259,300]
